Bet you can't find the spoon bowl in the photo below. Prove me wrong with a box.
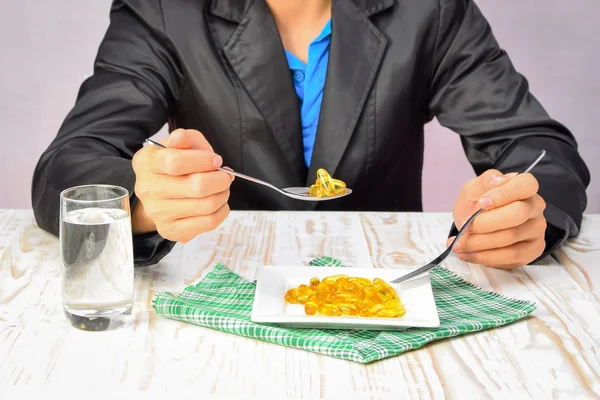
[279,186,353,201]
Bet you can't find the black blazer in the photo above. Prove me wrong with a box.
[32,0,590,266]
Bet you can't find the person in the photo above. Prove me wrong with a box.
[32,0,590,268]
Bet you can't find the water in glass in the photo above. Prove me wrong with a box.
[60,186,134,331]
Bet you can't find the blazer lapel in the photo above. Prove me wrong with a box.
[306,0,392,187]
[211,0,306,180]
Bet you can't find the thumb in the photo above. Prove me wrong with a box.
[167,129,215,152]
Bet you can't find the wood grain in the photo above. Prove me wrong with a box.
[0,210,599,399]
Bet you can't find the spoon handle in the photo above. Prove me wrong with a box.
[218,168,281,193]
[143,138,282,193]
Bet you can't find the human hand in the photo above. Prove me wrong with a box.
[450,169,547,269]
[131,129,233,243]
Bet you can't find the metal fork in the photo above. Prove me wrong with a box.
[389,149,547,284]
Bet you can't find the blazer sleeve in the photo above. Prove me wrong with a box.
[31,0,183,266]
[428,0,590,260]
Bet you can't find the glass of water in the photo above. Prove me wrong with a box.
[59,184,134,331]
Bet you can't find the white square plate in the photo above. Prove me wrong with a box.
[251,265,440,330]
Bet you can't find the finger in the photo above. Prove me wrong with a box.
[455,169,510,229]
[471,198,541,234]
[151,148,223,175]
[457,238,546,267]
[136,170,232,199]
[446,236,456,247]
[532,193,547,212]
[222,166,235,181]
[452,217,546,253]
[462,169,504,201]
[159,203,230,243]
[149,190,230,220]
[167,129,214,152]
[492,263,527,270]
[478,173,539,210]
[132,145,158,173]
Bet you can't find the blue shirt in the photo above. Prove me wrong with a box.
[284,20,331,167]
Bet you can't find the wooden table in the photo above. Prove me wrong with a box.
[1,210,599,399]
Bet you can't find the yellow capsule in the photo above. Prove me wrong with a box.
[358,307,372,317]
[362,285,376,297]
[337,303,359,316]
[363,286,384,304]
[336,278,355,292]
[305,303,317,315]
[297,294,310,304]
[285,288,300,303]
[304,294,319,312]
[368,303,384,314]
[298,284,311,295]
[309,277,320,291]
[318,303,343,316]
[384,302,406,315]
[330,292,358,303]
[376,308,405,318]
[373,278,396,293]
[331,178,347,195]
[354,288,366,300]
[322,274,348,284]
[384,298,402,307]
[309,184,325,198]
[377,290,395,302]
[316,282,330,299]
[374,278,398,298]
[349,277,372,288]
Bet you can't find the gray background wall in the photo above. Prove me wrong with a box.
[1,0,598,213]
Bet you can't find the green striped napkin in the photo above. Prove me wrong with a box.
[152,257,536,364]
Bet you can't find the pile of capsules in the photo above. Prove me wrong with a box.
[284,274,406,318]
[309,168,347,198]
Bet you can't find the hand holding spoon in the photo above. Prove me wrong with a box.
[143,138,352,201]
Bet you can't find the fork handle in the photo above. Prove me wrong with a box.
[391,208,483,284]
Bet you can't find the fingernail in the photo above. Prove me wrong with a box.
[458,253,472,262]
[478,197,493,209]
[213,155,223,168]
[490,176,507,185]
[168,130,183,146]
[446,237,454,247]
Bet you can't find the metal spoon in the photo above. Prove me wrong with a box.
[143,138,352,201]
[390,149,547,285]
